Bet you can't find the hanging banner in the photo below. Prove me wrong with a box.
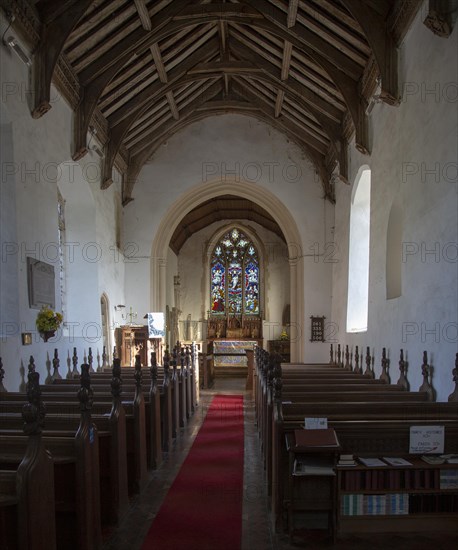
[147,312,165,337]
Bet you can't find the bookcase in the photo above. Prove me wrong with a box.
[337,459,458,534]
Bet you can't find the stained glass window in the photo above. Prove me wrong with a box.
[210,228,260,315]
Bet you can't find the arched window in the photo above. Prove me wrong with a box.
[210,228,260,315]
[346,167,371,333]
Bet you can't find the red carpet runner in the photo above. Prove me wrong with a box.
[141,394,244,550]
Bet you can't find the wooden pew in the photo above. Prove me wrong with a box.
[0,371,56,550]
[169,347,180,438]
[1,358,129,525]
[78,351,175,459]
[40,356,148,494]
[0,470,19,549]
[158,355,173,453]
[267,351,458,534]
[0,366,103,550]
[177,346,191,425]
[259,349,428,493]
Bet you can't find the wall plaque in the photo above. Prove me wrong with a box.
[310,315,325,342]
[27,257,55,309]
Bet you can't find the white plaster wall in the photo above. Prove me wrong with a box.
[176,220,290,346]
[124,114,334,362]
[166,247,178,310]
[331,13,458,401]
[0,30,125,389]
[164,247,178,348]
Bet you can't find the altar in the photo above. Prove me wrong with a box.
[206,313,262,340]
[210,339,260,367]
[205,313,262,383]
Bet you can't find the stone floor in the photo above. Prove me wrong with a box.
[103,378,458,550]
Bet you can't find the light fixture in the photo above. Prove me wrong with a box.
[87,125,105,157]
[4,35,31,66]
[122,307,138,326]
[89,144,104,158]
[114,304,125,311]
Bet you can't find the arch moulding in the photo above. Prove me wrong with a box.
[150,179,304,362]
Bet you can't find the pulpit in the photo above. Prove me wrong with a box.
[115,326,163,366]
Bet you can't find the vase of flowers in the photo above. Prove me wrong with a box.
[36,306,63,342]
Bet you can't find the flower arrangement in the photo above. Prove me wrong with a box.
[36,306,63,333]
[279,328,289,341]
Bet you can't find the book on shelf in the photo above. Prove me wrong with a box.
[364,494,387,515]
[382,457,413,467]
[293,428,340,450]
[358,457,387,467]
[386,493,409,515]
[440,469,458,489]
[341,494,364,516]
[341,470,361,490]
[293,458,336,476]
[341,494,409,516]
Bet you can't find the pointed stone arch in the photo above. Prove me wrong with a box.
[150,179,304,361]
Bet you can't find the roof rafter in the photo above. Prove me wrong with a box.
[149,42,180,123]
[243,0,364,79]
[32,0,93,118]
[25,0,399,202]
[72,1,199,159]
[101,39,220,187]
[275,39,292,117]
[103,56,342,189]
[71,4,369,161]
[287,0,299,28]
[134,0,152,31]
[340,0,399,104]
[232,77,329,155]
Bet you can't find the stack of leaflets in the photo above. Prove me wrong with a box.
[358,457,387,467]
[421,455,445,465]
[382,457,413,466]
[293,458,336,476]
[338,454,356,466]
[441,454,458,463]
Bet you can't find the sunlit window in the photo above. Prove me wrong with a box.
[210,228,260,315]
[346,168,371,333]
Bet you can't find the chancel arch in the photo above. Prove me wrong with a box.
[150,179,304,361]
